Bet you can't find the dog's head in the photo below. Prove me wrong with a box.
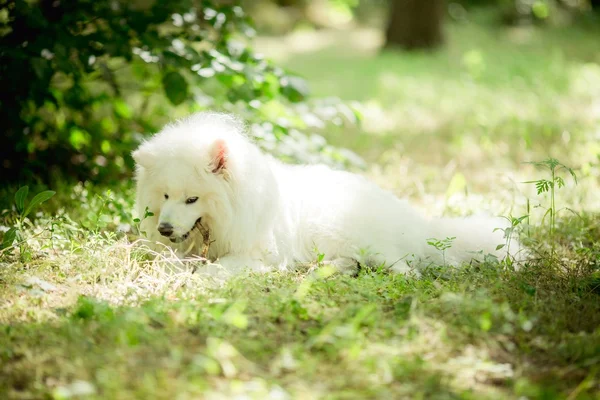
[133,135,234,243]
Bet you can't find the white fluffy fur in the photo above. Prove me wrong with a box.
[133,112,518,276]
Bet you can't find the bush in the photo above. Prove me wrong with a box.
[0,0,361,183]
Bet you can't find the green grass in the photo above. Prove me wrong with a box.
[1,215,599,399]
[2,15,600,399]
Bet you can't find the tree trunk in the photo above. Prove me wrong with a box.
[384,0,445,50]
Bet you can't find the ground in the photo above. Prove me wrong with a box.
[1,15,600,399]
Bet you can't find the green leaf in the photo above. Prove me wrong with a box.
[143,207,154,219]
[23,191,56,219]
[542,208,552,224]
[1,227,17,249]
[496,244,506,251]
[69,128,90,151]
[567,167,578,184]
[534,179,550,194]
[113,99,132,119]
[350,104,363,125]
[532,1,550,20]
[101,140,111,154]
[479,312,492,332]
[511,215,529,226]
[162,71,188,105]
[31,58,50,79]
[281,76,309,103]
[14,186,29,213]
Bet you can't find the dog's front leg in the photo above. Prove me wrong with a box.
[214,254,271,274]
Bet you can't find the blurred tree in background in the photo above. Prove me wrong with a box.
[384,0,445,50]
[0,0,359,184]
[245,0,598,34]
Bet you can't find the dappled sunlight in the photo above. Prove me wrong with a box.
[3,3,600,398]
[354,100,400,133]
[445,345,513,392]
[0,235,228,324]
[366,140,599,221]
[327,314,516,397]
[255,22,600,220]
[255,28,382,63]
[568,63,600,97]
[258,24,600,156]
[2,208,599,397]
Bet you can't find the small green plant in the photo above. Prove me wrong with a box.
[80,190,116,233]
[495,214,529,266]
[524,158,577,239]
[315,250,326,267]
[133,207,155,237]
[426,236,456,266]
[1,186,56,253]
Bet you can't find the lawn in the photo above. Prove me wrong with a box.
[1,15,600,399]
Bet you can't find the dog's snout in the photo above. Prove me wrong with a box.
[158,222,174,237]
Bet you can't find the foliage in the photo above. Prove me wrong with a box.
[524,158,577,240]
[495,214,528,260]
[426,236,456,266]
[0,0,361,183]
[1,185,55,260]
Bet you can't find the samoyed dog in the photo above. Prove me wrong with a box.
[133,112,518,276]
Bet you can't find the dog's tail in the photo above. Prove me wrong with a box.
[425,215,523,266]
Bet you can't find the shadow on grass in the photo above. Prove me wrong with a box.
[2,218,599,399]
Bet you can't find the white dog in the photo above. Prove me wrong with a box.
[133,112,518,276]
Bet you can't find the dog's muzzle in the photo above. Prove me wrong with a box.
[158,218,203,243]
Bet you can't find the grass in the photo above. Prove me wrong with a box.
[2,13,600,399]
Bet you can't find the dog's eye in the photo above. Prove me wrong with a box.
[186,197,198,204]
[164,194,169,200]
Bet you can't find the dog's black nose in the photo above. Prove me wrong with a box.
[157,222,173,237]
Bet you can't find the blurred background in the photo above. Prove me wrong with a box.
[1,0,599,213]
[2,3,600,398]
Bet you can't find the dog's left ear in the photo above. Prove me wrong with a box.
[132,146,154,169]
[209,139,228,174]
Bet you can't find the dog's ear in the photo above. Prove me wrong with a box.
[209,139,228,174]
[132,146,154,169]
